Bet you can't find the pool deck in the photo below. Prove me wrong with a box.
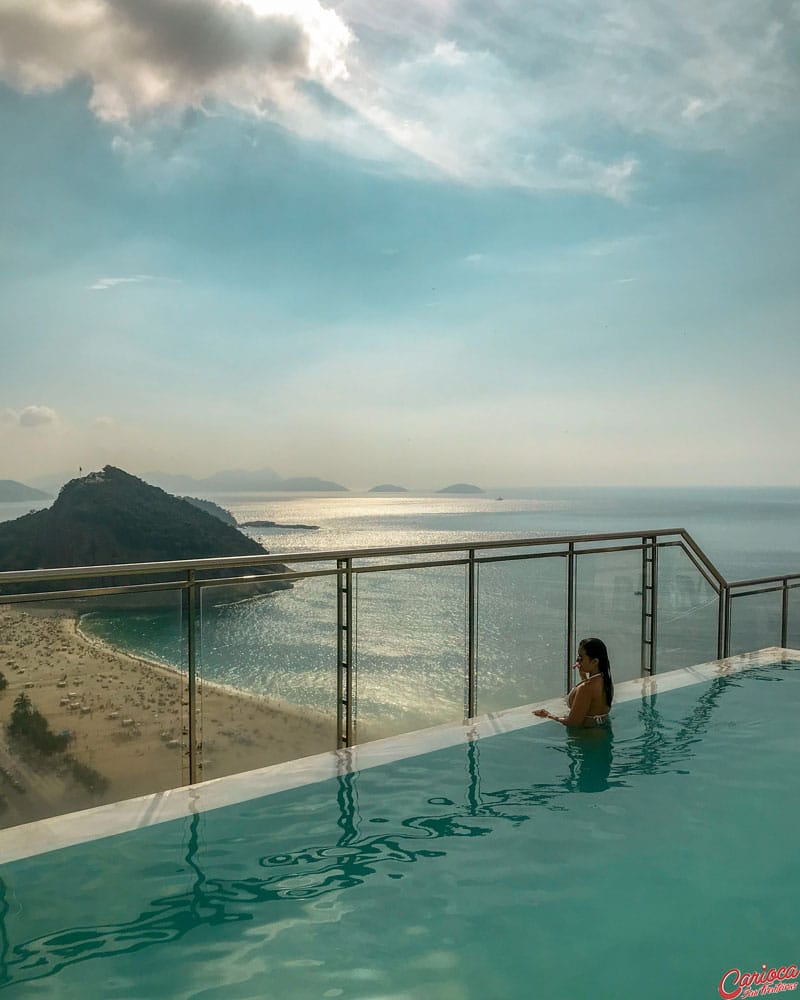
[1,646,796,864]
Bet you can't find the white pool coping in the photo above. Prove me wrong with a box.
[1,647,796,864]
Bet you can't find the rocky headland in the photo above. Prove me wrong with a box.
[0,466,288,601]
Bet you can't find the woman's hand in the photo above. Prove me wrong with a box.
[532,708,551,718]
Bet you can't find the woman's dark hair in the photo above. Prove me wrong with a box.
[579,637,613,707]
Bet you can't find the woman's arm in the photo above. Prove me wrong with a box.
[533,682,592,727]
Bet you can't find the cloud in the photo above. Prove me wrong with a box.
[330,0,798,194]
[3,405,60,428]
[88,274,165,291]
[584,236,647,257]
[0,0,352,121]
[0,0,796,197]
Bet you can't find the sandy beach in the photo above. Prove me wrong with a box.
[0,604,337,829]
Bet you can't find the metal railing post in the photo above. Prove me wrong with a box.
[641,536,657,676]
[723,586,732,657]
[566,543,575,692]
[650,538,658,675]
[717,585,726,660]
[186,569,198,784]
[336,558,354,748]
[641,540,647,675]
[466,549,477,719]
[781,579,789,648]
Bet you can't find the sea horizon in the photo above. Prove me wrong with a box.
[4,481,800,578]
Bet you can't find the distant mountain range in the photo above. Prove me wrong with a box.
[0,480,51,502]
[21,468,488,497]
[143,469,348,493]
[24,468,349,495]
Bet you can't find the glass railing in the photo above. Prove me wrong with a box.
[726,574,800,656]
[656,542,721,671]
[474,547,567,713]
[1,529,798,828]
[0,579,188,827]
[196,576,339,783]
[353,563,467,739]
[574,545,642,683]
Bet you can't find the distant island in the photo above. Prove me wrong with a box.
[437,483,484,494]
[239,520,319,530]
[368,484,409,493]
[0,480,51,503]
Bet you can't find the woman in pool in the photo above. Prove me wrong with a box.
[533,637,613,727]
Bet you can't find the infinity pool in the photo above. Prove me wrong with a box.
[0,651,798,999]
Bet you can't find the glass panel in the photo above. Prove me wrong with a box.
[353,564,465,739]
[198,574,338,782]
[575,548,642,683]
[728,587,783,655]
[656,544,720,670]
[475,553,566,713]
[785,585,800,650]
[0,589,185,830]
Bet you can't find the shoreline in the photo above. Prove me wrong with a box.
[0,604,338,830]
[74,610,339,737]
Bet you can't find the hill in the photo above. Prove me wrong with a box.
[0,480,51,502]
[437,483,484,494]
[0,466,286,597]
[368,484,409,493]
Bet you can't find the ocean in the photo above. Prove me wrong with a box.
[4,486,800,735]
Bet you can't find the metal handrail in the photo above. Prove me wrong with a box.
[0,527,694,585]
[729,572,800,590]
[9,524,800,596]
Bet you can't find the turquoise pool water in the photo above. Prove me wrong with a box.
[1,660,798,999]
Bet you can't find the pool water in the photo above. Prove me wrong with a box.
[1,659,798,999]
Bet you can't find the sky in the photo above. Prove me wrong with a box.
[1,0,799,489]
